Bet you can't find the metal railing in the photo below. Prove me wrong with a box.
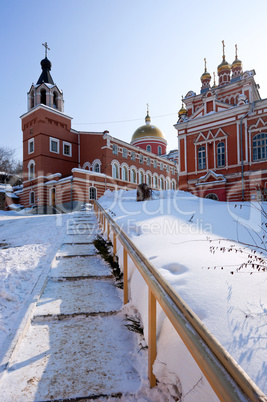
[94,200,266,401]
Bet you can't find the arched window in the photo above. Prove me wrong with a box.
[153,175,158,188]
[217,142,225,167]
[94,163,100,173]
[89,186,97,200]
[160,177,164,190]
[198,146,206,170]
[130,169,136,183]
[53,91,58,108]
[166,179,170,190]
[41,89,46,105]
[253,133,267,161]
[30,90,34,109]
[146,145,151,153]
[122,166,128,181]
[29,191,35,205]
[171,180,176,190]
[205,193,218,201]
[28,160,35,180]
[112,163,119,179]
[146,173,151,186]
[158,146,162,156]
[139,170,144,184]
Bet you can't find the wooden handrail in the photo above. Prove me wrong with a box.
[94,200,266,401]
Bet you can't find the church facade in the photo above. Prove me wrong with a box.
[19,47,177,212]
[174,43,267,202]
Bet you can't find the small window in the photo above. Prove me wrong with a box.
[89,186,97,200]
[94,163,100,173]
[28,139,34,154]
[30,91,34,109]
[166,165,170,173]
[253,133,267,161]
[122,166,128,181]
[158,146,162,156]
[53,91,58,109]
[147,157,150,166]
[160,162,163,171]
[112,144,118,155]
[122,148,127,158]
[29,191,35,205]
[139,154,143,164]
[28,162,35,180]
[153,160,157,168]
[130,169,136,183]
[139,170,144,184]
[147,145,151,153]
[160,177,164,190]
[112,163,119,179]
[131,151,135,161]
[41,89,46,105]
[30,128,33,135]
[153,176,158,188]
[217,142,225,167]
[63,141,72,157]
[198,146,206,170]
[50,137,59,154]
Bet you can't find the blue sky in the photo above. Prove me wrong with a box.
[1,0,267,161]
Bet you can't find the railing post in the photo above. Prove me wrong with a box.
[123,248,128,304]
[113,231,117,256]
[107,221,110,241]
[148,288,157,388]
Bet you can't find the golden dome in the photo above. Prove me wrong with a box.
[131,123,165,142]
[217,57,231,73]
[131,106,165,142]
[201,71,211,81]
[232,58,242,69]
[178,104,187,116]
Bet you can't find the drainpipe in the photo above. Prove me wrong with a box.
[240,102,255,201]
[70,176,73,212]
[78,132,81,168]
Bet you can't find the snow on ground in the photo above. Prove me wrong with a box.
[99,189,267,395]
[0,211,67,354]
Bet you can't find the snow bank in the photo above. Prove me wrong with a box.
[99,189,267,397]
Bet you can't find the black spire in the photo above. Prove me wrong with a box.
[36,43,54,85]
[36,57,55,85]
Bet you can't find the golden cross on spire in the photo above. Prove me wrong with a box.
[146,103,149,115]
[222,40,225,60]
[213,72,216,86]
[235,44,238,59]
[42,42,50,58]
[204,58,207,72]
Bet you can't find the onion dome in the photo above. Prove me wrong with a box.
[131,107,165,142]
[36,57,55,85]
[217,40,231,85]
[36,43,54,85]
[217,56,231,73]
[231,44,243,79]
[201,58,211,93]
[178,103,187,117]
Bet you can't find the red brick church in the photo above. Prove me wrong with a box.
[19,44,178,212]
[175,42,267,202]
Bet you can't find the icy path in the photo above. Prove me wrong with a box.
[0,212,143,401]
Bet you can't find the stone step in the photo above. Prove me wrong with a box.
[56,243,96,258]
[50,255,111,278]
[33,278,122,318]
[0,314,140,401]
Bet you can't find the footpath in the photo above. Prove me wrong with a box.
[0,211,141,401]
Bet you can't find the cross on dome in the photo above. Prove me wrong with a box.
[222,40,225,60]
[42,42,50,58]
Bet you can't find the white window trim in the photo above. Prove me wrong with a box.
[28,138,34,154]
[50,137,60,154]
[63,141,72,157]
